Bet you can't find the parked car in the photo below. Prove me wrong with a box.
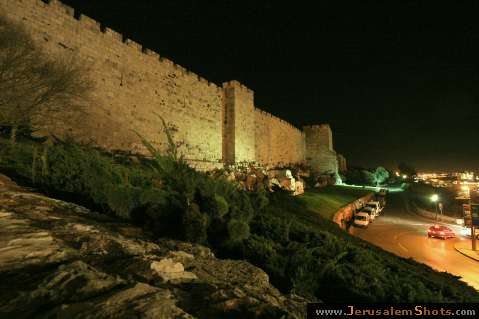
[360,207,376,221]
[353,212,370,228]
[427,225,455,239]
[366,201,383,215]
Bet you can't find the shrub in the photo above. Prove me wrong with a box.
[1,134,478,303]
[183,203,209,244]
[227,219,250,242]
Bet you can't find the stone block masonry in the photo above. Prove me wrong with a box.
[304,125,338,174]
[255,109,305,167]
[1,0,343,174]
[337,153,347,173]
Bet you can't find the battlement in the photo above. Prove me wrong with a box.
[3,0,340,174]
[222,80,254,95]
[255,108,304,136]
[30,0,221,91]
[44,0,74,15]
[303,124,331,131]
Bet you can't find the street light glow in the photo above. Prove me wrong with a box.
[402,174,407,179]
[430,194,439,202]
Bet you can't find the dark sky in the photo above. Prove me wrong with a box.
[60,0,479,172]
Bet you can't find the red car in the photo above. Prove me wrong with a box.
[427,225,455,239]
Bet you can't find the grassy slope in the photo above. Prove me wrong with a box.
[298,186,371,219]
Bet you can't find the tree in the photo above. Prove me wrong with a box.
[344,167,365,185]
[344,167,372,185]
[373,166,389,186]
[0,15,90,143]
[362,170,375,186]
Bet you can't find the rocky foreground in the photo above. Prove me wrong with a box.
[0,174,308,318]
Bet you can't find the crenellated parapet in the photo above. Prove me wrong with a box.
[1,0,344,172]
[5,0,221,90]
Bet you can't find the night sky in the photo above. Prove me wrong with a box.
[60,0,479,172]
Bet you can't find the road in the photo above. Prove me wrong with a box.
[350,192,479,290]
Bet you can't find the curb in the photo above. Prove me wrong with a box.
[454,241,479,262]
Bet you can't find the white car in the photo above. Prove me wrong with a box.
[361,207,376,221]
[353,212,370,228]
[366,201,382,215]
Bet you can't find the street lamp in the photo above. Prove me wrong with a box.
[431,194,439,221]
[461,186,476,251]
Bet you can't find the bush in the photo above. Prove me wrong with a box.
[183,203,209,243]
[1,134,478,303]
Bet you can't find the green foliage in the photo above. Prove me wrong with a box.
[0,137,155,219]
[223,189,479,303]
[227,219,250,242]
[1,134,478,304]
[373,166,390,186]
[106,185,142,219]
[345,166,390,186]
[136,127,256,246]
[183,203,209,243]
[362,170,375,186]
[344,167,370,185]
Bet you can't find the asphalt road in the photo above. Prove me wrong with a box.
[350,192,479,290]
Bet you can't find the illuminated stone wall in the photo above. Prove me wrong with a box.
[304,125,339,174]
[1,0,341,173]
[1,0,224,169]
[223,81,256,164]
[337,153,347,173]
[255,109,305,167]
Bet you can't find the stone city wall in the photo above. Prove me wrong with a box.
[255,109,305,167]
[337,154,347,173]
[1,0,224,169]
[1,0,341,172]
[304,125,338,174]
[223,81,256,164]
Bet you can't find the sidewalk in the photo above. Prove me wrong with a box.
[454,239,479,262]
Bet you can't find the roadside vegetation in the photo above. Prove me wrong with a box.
[1,14,478,304]
[1,134,479,303]
[299,186,370,219]
[344,166,390,187]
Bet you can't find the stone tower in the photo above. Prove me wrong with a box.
[303,124,338,174]
[222,81,256,164]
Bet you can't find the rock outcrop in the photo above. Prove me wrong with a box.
[0,174,308,318]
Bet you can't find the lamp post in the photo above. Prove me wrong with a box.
[431,194,439,221]
[462,186,476,251]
